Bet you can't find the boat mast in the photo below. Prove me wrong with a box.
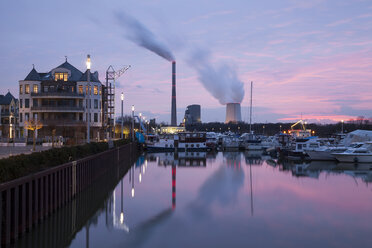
[249,81,253,133]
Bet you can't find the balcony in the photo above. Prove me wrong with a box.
[31,92,85,99]
[31,106,85,112]
[41,120,86,127]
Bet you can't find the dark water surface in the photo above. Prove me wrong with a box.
[14,152,372,248]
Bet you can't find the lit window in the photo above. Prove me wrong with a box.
[99,87,102,95]
[54,72,68,81]
[79,85,83,94]
[25,84,30,94]
[94,86,98,95]
[20,85,23,94]
[33,84,38,93]
[85,86,88,95]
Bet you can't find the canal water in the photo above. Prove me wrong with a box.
[12,152,372,248]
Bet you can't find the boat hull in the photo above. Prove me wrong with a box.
[306,150,336,161]
[333,154,372,163]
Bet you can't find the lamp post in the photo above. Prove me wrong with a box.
[131,105,135,141]
[341,120,344,133]
[121,92,124,139]
[86,55,91,143]
[139,113,142,133]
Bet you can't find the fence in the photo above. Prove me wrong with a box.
[0,142,138,246]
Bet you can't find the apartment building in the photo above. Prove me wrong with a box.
[19,59,103,142]
[0,92,18,139]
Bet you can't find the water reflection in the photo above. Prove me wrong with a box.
[11,152,372,248]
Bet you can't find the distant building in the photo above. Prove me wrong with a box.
[184,104,201,125]
[0,92,19,139]
[19,59,104,142]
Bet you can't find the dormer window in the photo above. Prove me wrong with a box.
[55,72,68,81]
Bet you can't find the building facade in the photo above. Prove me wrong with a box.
[0,92,19,139]
[19,60,103,143]
[184,104,201,125]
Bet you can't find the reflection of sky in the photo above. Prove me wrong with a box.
[2,0,372,123]
[69,153,372,248]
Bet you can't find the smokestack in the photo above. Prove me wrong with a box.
[225,103,242,123]
[171,61,177,126]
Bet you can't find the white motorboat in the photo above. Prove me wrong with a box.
[222,135,240,150]
[240,133,262,150]
[332,143,372,163]
[306,147,347,161]
[307,143,364,161]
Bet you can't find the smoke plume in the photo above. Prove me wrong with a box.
[188,48,245,105]
[115,12,175,62]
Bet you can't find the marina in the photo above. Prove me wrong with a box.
[8,151,372,248]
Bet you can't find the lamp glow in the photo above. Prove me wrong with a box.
[131,105,135,112]
[120,212,124,224]
[86,55,91,69]
[121,92,124,101]
[139,173,142,183]
[131,188,134,198]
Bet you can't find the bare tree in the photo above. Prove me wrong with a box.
[24,118,43,151]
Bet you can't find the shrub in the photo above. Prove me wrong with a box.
[0,142,110,183]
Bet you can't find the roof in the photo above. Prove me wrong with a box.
[24,68,41,81]
[79,70,101,83]
[0,92,17,105]
[52,61,83,81]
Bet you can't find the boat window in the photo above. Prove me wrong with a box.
[197,144,200,147]
[186,144,188,148]
[191,144,194,148]
[165,144,168,148]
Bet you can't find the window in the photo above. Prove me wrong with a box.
[33,84,38,93]
[79,113,83,121]
[94,86,98,95]
[44,86,48,92]
[54,72,68,81]
[25,113,29,121]
[33,99,38,107]
[94,99,98,109]
[20,85,23,94]
[94,113,98,122]
[20,113,23,123]
[85,86,88,95]
[79,100,83,107]
[71,86,74,93]
[25,84,30,94]
[20,99,23,108]
[25,99,30,108]
[99,87,102,95]
[79,85,83,94]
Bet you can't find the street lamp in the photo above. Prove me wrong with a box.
[121,92,124,139]
[86,55,91,143]
[131,105,135,141]
[139,113,142,133]
[341,120,344,133]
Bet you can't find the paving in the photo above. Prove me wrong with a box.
[0,145,51,159]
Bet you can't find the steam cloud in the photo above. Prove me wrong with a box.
[188,49,245,105]
[115,12,245,105]
[115,12,175,62]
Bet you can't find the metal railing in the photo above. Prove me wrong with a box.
[31,92,85,98]
[31,106,85,112]
[0,142,138,246]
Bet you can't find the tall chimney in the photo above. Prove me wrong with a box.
[171,61,177,126]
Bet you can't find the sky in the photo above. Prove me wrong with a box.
[1,0,372,124]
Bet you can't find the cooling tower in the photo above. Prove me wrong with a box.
[225,103,242,123]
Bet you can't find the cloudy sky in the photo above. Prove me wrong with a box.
[1,0,372,124]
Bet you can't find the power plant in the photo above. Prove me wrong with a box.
[171,61,177,126]
[225,103,241,123]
